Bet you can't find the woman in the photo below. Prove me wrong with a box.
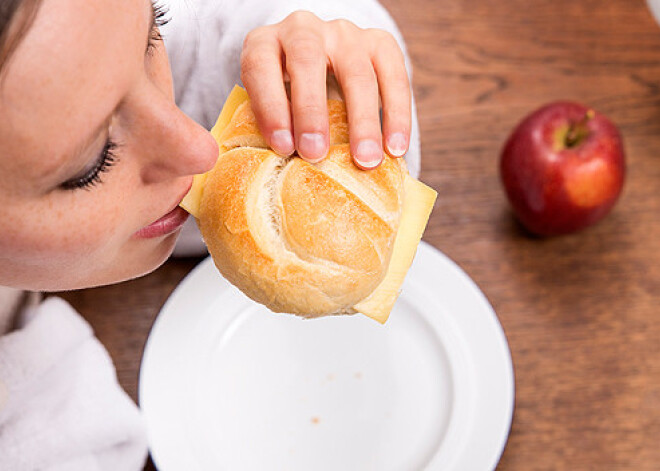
[0,0,420,468]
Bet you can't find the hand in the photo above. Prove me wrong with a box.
[240,11,411,169]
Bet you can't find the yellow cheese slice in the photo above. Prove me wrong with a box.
[179,85,250,218]
[210,85,249,143]
[179,173,207,218]
[354,175,437,324]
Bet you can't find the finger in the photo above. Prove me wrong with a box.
[281,25,329,163]
[333,51,383,170]
[370,30,411,158]
[240,27,294,156]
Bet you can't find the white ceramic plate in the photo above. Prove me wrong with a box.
[139,242,514,471]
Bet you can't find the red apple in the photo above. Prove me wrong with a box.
[500,101,625,236]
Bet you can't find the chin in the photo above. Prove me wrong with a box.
[111,232,181,284]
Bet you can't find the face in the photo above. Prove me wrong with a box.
[0,0,218,290]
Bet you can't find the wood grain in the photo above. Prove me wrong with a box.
[58,0,660,469]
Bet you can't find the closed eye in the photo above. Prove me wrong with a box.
[60,140,119,191]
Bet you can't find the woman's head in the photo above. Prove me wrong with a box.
[0,0,218,290]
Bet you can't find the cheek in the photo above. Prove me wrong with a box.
[0,156,183,290]
[0,156,146,272]
[1,191,132,265]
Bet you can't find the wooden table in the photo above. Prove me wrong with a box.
[59,0,660,469]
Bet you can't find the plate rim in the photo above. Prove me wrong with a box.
[415,243,515,470]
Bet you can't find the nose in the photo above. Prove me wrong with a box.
[130,83,219,184]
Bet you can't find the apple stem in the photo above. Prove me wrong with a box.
[565,110,595,148]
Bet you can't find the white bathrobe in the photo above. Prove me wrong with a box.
[0,0,420,469]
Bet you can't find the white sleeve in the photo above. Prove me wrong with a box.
[0,298,147,470]
[162,0,421,178]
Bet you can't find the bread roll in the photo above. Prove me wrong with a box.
[182,86,436,323]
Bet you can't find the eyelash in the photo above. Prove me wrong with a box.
[61,140,119,191]
[147,1,170,54]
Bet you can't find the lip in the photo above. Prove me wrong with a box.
[133,180,192,239]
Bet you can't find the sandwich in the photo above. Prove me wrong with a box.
[181,86,436,323]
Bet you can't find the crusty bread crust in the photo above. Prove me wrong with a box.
[199,98,406,317]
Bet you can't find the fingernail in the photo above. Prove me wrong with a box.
[355,140,383,169]
[386,132,407,157]
[299,133,327,163]
[271,129,294,155]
